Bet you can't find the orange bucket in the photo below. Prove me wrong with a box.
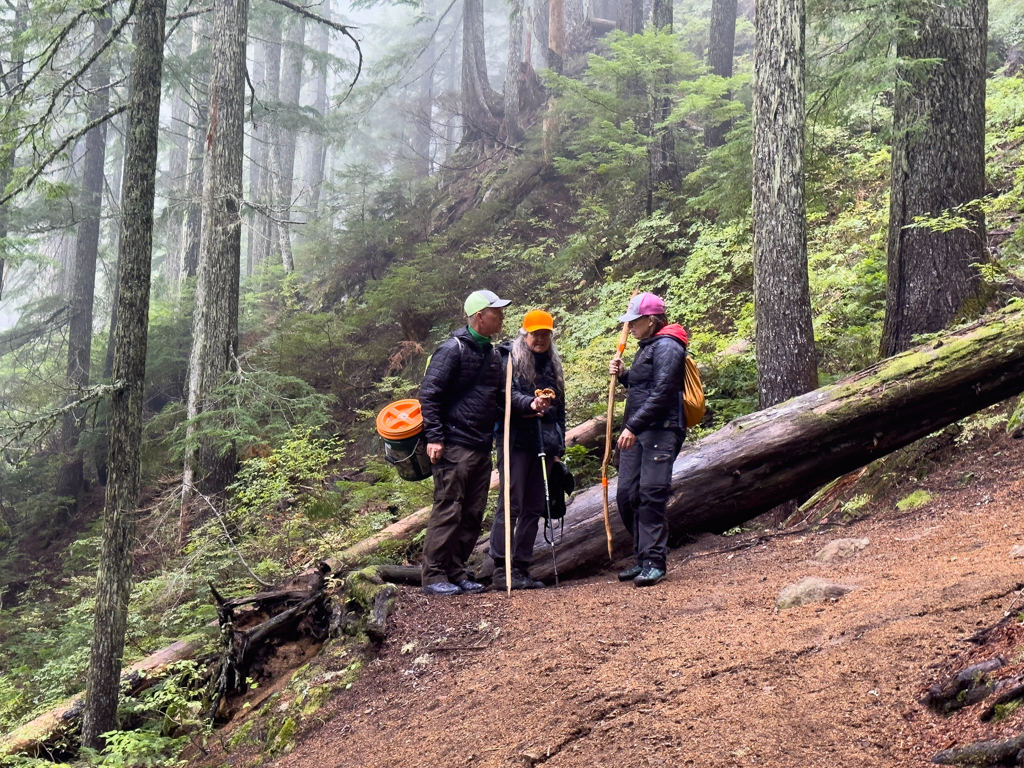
[376,399,431,481]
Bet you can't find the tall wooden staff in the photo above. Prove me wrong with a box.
[601,291,637,561]
[502,349,514,596]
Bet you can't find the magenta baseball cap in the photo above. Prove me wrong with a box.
[617,292,666,322]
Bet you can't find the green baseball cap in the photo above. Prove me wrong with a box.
[464,290,511,316]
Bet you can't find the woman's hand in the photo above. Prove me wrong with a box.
[617,428,636,450]
[426,442,444,463]
[609,359,624,377]
[531,394,553,413]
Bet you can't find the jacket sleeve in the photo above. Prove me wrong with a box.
[624,339,686,434]
[419,340,460,444]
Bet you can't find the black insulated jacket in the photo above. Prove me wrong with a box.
[618,324,689,436]
[419,326,503,451]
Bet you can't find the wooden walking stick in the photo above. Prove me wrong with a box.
[502,349,514,596]
[601,291,637,561]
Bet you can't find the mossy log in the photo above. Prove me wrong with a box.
[932,733,1024,765]
[0,629,218,758]
[527,305,1024,582]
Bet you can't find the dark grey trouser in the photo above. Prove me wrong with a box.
[489,446,554,573]
[615,428,682,570]
[422,444,493,586]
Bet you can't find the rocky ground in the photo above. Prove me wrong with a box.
[204,427,1024,768]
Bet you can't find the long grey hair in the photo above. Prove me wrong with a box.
[510,329,565,393]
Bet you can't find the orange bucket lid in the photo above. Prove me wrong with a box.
[376,399,424,440]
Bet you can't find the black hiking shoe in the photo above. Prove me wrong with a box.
[618,565,643,582]
[633,567,666,587]
[455,579,486,594]
[493,568,540,590]
[421,582,462,596]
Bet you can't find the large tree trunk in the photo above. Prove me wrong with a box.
[164,90,189,289]
[305,2,330,207]
[527,305,1024,582]
[0,0,28,302]
[177,15,207,291]
[55,15,112,508]
[704,0,737,148]
[503,0,523,143]
[80,0,166,745]
[461,0,501,144]
[646,0,673,214]
[252,16,282,270]
[880,0,988,357]
[274,16,305,273]
[182,0,249,514]
[617,0,642,35]
[246,37,265,277]
[751,0,817,409]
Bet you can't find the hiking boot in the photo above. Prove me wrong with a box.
[518,570,545,589]
[618,565,643,582]
[455,579,486,594]
[633,567,666,587]
[421,581,462,596]
[492,568,539,590]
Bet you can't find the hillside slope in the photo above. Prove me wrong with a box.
[195,424,1024,767]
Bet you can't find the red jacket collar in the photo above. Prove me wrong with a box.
[655,323,689,345]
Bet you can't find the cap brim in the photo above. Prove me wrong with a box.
[617,311,642,323]
[489,298,512,308]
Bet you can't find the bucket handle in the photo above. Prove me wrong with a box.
[384,437,423,465]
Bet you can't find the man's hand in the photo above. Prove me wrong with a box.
[609,359,624,377]
[617,428,636,450]
[427,442,444,463]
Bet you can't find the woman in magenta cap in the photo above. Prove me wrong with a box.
[608,292,689,587]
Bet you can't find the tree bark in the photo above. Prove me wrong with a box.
[80,0,166,745]
[305,1,330,206]
[751,0,817,409]
[461,0,501,144]
[182,0,249,512]
[880,0,988,357]
[527,305,1024,582]
[56,14,112,508]
[252,15,282,269]
[705,0,737,148]
[503,0,524,143]
[275,16,305,273]
[617,0,642,35]
[246,37,265,276]
[646,0,673,213]
[0,0,28,302]
[177,14,207,291]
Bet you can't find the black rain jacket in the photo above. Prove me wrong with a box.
[496,342,566,457]
[419,326,504,451]
[617,324,689,436]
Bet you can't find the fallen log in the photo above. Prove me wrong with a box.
[0,628,218,758]
[323,414,612,570]
[527,305,1024,582]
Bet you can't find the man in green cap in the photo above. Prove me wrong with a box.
[418,290,511,596]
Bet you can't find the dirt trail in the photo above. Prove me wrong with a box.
[271,433,1024,768]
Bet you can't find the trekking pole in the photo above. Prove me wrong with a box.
[601,290,637,562]
[502,350,514,597]
[536,418,559,587]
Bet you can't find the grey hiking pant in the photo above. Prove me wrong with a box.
[489,446,554,574]
[615,428,682,570]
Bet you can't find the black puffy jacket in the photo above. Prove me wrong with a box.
[419,327,503,451]
[618,324,689,436]
[497,342,566,457]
